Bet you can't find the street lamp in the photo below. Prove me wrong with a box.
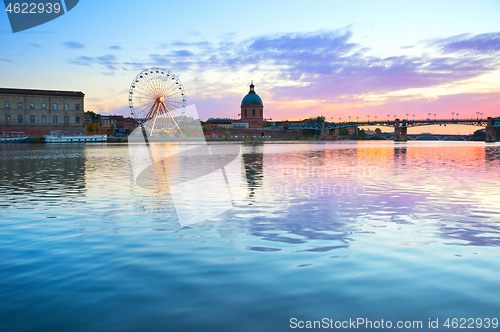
[387,114,390,121]
[406,113,409,120]
[412,114,415,121]
[428,113,431,120]
[374,115,377,121]
[348,115,351,122]
[452,112,455,120]
[434,113,436,120]
[456,113,459,119]
[476,111,480,119]
[480,112,483,119]
[356,116,359,122]
[367,115,370,122]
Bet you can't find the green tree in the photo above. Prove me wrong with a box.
[85,111,99,120]
[472,129,485,141]
[308,116,326,125]
[375,128,382,134]
[86,122,94,133]
[355,129,367,140]
[339,128,349,135]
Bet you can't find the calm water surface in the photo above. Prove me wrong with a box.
[1,141,500,331]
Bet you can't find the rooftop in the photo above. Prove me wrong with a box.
[0,88,85,97]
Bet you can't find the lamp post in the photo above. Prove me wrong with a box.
[451,112,455,120]
[356,116,359,122]
[412,114,415,121]
[428,113,431,121]
[456,113,459,120]
[387,114,390,122]
[348,116,351,122]
[406,113,409,120]
[476,111,480,120]
[480,112,483,119]
[367,115,370,122]
[434,113,436,120]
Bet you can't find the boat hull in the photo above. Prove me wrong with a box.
[44,135,107,143]
[0,136,30,143]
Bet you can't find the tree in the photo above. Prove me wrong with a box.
[339,128,349,135]
[86,122,94,133]
[308,116,326,125]
[472,129,485,141]
[375,128,382,134]
[85,111,99,120]
[355,129,367,140]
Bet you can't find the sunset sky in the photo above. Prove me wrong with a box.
[1,0,500,134]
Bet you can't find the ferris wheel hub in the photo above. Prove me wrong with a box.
[157,96,165,103]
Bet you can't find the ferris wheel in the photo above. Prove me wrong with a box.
[129,68,186,136]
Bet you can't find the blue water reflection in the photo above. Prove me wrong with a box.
[0,141,499,331]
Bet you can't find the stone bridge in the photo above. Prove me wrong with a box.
[284,117,500,142]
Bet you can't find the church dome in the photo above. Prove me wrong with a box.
[241,82,263,106]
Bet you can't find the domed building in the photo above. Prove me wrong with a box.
[240,81,263,128]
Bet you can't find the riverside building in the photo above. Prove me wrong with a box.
[0,88,85,136]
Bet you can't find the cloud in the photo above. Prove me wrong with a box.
[68,29,500,113]
[62,41,84,49]
[68,55,118,71]
[436,32,500,53]
[109,45,122,50]
[171,50,194,57]
[211,30,500,102]
[29,43,41,48]
[0,58,13,63]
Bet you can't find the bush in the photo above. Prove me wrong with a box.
[339,128,349,135]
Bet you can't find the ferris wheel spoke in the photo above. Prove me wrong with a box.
[129,68,186,134]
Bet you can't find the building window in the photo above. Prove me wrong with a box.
[75,116,80,124]
[5,102,10,109]
[53,103,58,110]
[65,104,69,111]
[65,116,69,124]
[244,109,247,116]
[18,115,23,123]
[42,103,46,110]
[53,116,58,124]
[260,109,262,116]
[30,115,35,123]
[5,115,10,123]
[18,102,22,109]
[30,102,35,109]
[252,109,255,116]
[75,104,80,111]
[42,116,46,124]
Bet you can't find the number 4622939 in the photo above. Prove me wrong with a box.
[444,318,498,329]
[5,3,61,14]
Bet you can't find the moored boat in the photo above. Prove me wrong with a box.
[44,131,107,143]
[0,132,30,143]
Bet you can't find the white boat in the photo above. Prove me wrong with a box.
[44,131,107,143]
[0,131,30,143]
